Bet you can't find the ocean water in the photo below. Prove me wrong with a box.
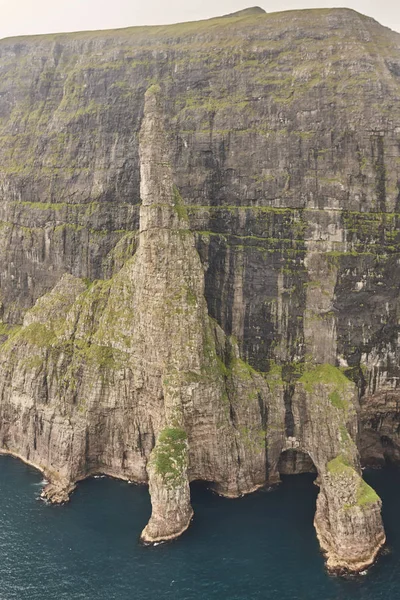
[1,456,400,600]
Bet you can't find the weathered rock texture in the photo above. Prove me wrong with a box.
[0,5,399,572]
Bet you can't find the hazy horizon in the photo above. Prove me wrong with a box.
[0,0,399,40]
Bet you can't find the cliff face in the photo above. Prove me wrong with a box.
[0,6,399,572]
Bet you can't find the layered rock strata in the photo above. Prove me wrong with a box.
[0,9,399,467]
[0,82,386,571]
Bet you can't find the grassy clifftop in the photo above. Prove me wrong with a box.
[0,6,398,46]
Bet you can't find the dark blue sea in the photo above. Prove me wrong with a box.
[1,455,400,600]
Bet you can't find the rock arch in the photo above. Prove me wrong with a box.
[278,449,316,475]
[270,367,386,571]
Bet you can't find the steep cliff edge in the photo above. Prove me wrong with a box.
[0,82,385,571]
[0,5,399,572]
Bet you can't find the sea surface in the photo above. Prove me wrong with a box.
[1,456,400,600]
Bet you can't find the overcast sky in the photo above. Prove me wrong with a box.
[0,0,399,40]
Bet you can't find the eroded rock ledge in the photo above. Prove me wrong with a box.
[0,85,385,572]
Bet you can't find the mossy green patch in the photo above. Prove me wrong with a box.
[16,323,56,348]
[231,357,257,381]
[173,186,189,222]
[300,364,351,410]
[0,322,21,337]
[186,287,197,307]
[339,425,350,444]
[19,201,68,211]
[146,83,161,96]
[329,390,347,410]
[103,231,137,275]
[328,455,380,507]
[73,339,128,370]
[153,427,188,487]
[357,478,379,506]
[21,355,45,369]
[238,426,266,451]
[327,454,351,474]
[265,361,283,394]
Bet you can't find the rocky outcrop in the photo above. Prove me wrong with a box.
[0,5,399,572]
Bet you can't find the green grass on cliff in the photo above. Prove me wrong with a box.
[0,7,269,44]
[0,322,21,337]
[0,7,384,46]
[0,271,132,374]
[264,361,284,394]
[14,323,56,348]
[327,455,380,507]
[153,428,188,487]
[231,357,258,381]
[299,364,351,410]
[357,478,380,506]
[327,454,351,474]
[173,186,189,222]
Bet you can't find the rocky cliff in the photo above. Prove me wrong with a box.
[0,5,399,572]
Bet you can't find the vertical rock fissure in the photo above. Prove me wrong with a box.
[283,383,295,438]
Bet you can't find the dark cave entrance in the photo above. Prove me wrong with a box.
[378,435,400,466]
[278,449,317,476]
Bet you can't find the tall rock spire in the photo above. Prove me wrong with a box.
[136,85,271,541]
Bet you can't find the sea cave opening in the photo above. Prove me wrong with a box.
[274,450,319,545]
[278,449,317,477]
